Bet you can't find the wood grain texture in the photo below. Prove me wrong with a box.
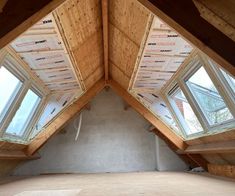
[54,0,104,90]
[109,0,151,89]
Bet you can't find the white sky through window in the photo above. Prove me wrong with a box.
[6,89,41,136]
[0,66,22,120]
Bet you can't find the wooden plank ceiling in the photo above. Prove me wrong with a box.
[0,0,235,177]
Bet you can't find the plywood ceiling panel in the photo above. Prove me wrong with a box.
[109,0,150,46]
[109,24,140,78]
[54,0,103,90]
[109,0,151,88]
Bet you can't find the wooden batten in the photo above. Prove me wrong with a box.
[109,0,151,90]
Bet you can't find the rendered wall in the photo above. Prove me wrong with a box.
[155,136,188,171]
[12,90,187,175]
[13,90,157,175]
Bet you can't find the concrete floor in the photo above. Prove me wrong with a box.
[0,172,235,196]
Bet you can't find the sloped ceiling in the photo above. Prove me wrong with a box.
[0,0,235,174]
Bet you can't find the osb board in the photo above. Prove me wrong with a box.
[186,129,235,145]
[109,24,140,79]
[208,164,235,178]
[0,141,26,151]
[109,0,150,46]
[0,160,22,177]
[84,66,104,90]
[72,31,103,81]
[54,0,103,90]
[110,61,130,89]
[54,0,102,50]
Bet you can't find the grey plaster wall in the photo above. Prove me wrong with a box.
[155,136,188,171]
[13,90,157,175]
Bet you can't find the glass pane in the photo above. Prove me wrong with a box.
[221,69,235,93]
[6,89,41,136]
[187,66,233,126]
[0,66,22,121]
[171,88,203,135]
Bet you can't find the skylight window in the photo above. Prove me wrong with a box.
[169,87,203,135]
[186,66,233,126]
[162,52,235,139]
[6,89,41,137]
[0,66,22,123]
[0,53,44,141]
[221,69,235,94]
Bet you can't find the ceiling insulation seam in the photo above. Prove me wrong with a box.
[10,13,83,94]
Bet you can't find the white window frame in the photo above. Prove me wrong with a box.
[0,52,46,141]
[161,50,235,139]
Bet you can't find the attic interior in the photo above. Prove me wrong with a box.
[0,0,235,195]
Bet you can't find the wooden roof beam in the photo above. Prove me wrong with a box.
[108,79,186,150]
[137,0,235,76]
[26,78,105,155]
[0,150,40,160]
[102,0,109,82]
[0,0,66,49]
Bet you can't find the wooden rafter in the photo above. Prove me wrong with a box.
[137,0,235,76]
[102,0,109,81]
[25,78,105,155]
[108,79,186,150]
[0,0,66,49]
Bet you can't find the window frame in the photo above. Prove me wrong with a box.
[0,52,46,141]
[161,50,235,139]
